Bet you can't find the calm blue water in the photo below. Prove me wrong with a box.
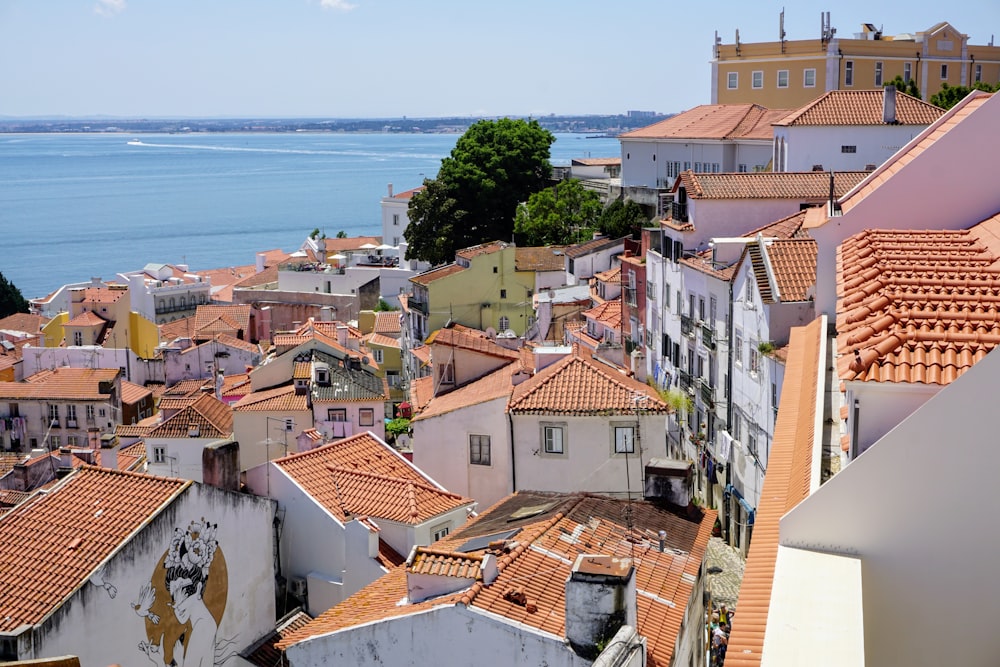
[0,132,621,300]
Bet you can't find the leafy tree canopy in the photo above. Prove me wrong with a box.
[374,298,399,312]
[886,75,920,100]
[335,230,348,239]
[930,81,999,110]
[0,272,29,319]
[405,118,554,265]
[598,198,649,240]
[514,179,602,246]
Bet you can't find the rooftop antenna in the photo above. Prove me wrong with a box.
[780,8,787,53]
[735,28,741,56]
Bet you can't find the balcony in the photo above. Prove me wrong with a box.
[155,303,198,315]
[680,315,695,338]
[701,323,716,350]
[409,299,429,316]
[679,370,693,391]
[698,378,715,407]
[671,201,688,222]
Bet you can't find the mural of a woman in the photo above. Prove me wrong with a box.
[136,518,235,667]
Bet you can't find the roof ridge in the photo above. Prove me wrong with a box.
[325,464,465,501]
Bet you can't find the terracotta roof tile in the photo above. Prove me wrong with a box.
[572,157,621,166]
[408,547,484,579]
[321,236,382,256]
[233,384,310,412]
[761,239,817,302]
[163,378,212,397]
[219,373,252,398]
[508,349,668,415]
[0,467,188,632]
[594,265,622,283]
[514,246,569,272]
[583,299,622,329]
[427,327,520,361]
[193,304,251,338]
[413,362,516,421]
[386,186,424,201]
[158,315,196,342]
[241,609,313,667]
[775,89,946,127]
[280,491,715,667]
[78,287,127,304]
[121,380,152,405]
[373,311,402,335]
[676,171,868,200]
[410,263,466,286]
[64,311,107,327]
[0,368,119,400]
[273,432,473,524]
[147,393,233,438]
[364,332,401,350]
[726,317,823,667]
[835,223,1000,385]
[408,375,435,413]
[565,236,627,259]
[620,104,791,140]
[0,312,46,335]
[455,241,508,260]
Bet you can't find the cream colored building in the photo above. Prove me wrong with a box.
[712,19,1000,108]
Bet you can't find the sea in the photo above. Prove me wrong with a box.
[0,132,621,301]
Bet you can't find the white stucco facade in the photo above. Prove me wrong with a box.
[21,344,164,386]
[774,124,930,173]
[620,138,771,190]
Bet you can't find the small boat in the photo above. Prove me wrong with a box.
[126,138,142,146]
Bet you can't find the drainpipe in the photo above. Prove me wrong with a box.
[507,411,517,494]
[724,274,735,545]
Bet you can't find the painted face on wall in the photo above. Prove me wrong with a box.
[169,576,201,624]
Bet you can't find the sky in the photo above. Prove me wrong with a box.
[1,0,998,119]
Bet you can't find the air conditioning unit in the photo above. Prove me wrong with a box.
[289,576,308,599]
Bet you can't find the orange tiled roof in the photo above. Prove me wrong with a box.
[679,249,739,282]
[839,92,993,215]
[508,349,668,415]
[409,344,432,368]
[79,287,126,304]
[364,332,401,350]
[726,317,823,667]
[583,299,622,329]
[410,263,466,286]
[373,311,402,336]
[774,89,946,127]
[408,375,435,413]
[455,241,508,260]
[193,304,251,337]
[121,380,152,405]
[273,432,473,524]
[279,491,716,667]
[427,326,519,360]
[163,378,212,397]
[0,368,119,400]
[620,104,791,140]
[413,362,516,422]
[742,209,810,240]
[115,422,154,438]
[0,466,188,632]
[565,320,602,349]
[676,171,868,200]
[241,608,313,667]
[220,373,252,398]
[321,236,382,255]
[211,333,259,354]
[0,313,46,334]
[233,263,279,290]
[233,384,310,412]
[387,185,424,200]
[116,440,148,471]
[572,157,621,166]
[292,361,311,380]
[564,236,627,259]
[65,311,107,327]
[758,239,817,303]
[409,547,485,579]
[147,392,232,439]
[514,246,568,272]
[835,223,1000,384]
[293,319,363,341]
[594,265,621,283]
[159,315,196,342]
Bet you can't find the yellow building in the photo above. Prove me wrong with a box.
[42,285,160,359]
[407,242,536,342]
[712,19,1000,108]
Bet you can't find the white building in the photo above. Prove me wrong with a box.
[119,263,212,325]
[380,184,424,247]
[144,392,234,483]
[0,465,276,667]
[244,431,474,616]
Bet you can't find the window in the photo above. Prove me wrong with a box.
[614,425,635,454]
[748,431,758,456]
[543,425,565,454]
[646,281,655,300]
[771,382,778,414]
[749,342,761,375]
[752,71,763,89]
[393,213,399,226]
[372,348,384,364]
[73,331,83,346]
[500,289,507,299]
[904,62,912,82]
[738,164,747,172]
[727,72,738,89]
[498,316,510,332]
[441,361,455,385]
[745,278,754,303]
[841,145,857,153]
[845,60,854,86]
[940,64,948,79]
[874,61,883,86]
[975,63,983,83]
[470,434,491,465]
[683,161,691,172]
[432,524,450,541]
[328,408,347,422]
[99,408,106,418]
[49,435,60,448]
[153,446,166,463]
[492,266,498,273]
[48,404,59,424]
[734,331,744,366]
[694,162,702,172]
[67,436,78,446]
[359,408,374,427]
[698,296,706,321]
[777,70,789,88]
[804,68,816,87]
[732,413,741,441]
[66,405,77,426]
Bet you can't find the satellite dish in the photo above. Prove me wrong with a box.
[484,327,497,339]
[500,329,517,339]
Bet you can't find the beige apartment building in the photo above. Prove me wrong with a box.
[712,17,1000,108]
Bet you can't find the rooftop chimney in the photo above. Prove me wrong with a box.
[883,85,897,124]
[336,324,349,348]
[565,555,636,659]
[387,183,394,198]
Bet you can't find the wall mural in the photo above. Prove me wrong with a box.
[128,518,238,667]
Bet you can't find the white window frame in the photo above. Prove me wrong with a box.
[542,424,565,455]
[734,331,744,367]
[441,361,455,385]
[153,446,166,464]
[803,68,816,87]
[749,342,761,376]
[372,348,384,364]
[777,70,789,88]
[845,60,854,86]
[975,63,982,83]
[727,72,738,89]
[904,62,912,82]
[498,315,510,331]
[470,434,491,466]
[613,424,636,454]
[752,71,763,89]
[431,523,450,541]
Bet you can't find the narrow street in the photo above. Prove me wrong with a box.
[706,536,744,610]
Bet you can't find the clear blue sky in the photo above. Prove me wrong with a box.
[1,0,998,118]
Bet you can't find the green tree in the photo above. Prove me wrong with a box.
[335,230,348,239]
[930,81,999,110]
[598,198,648,240]
[405,118,554,264]
[886,75,920,99]
[0,272,29,319]
[374,298,399,312]
[514,179,602,246]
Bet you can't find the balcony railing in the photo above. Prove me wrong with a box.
[680,315,695,338]
[699,378,715,407]
[679,370,693,391]
[155,303,198,315]
[701,323,716,350]
[671,201,688,222]
[409,299,429,316]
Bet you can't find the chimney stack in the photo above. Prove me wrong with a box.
[387,183,394,198]
[564,555,637,658]
[883,85,897,124]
